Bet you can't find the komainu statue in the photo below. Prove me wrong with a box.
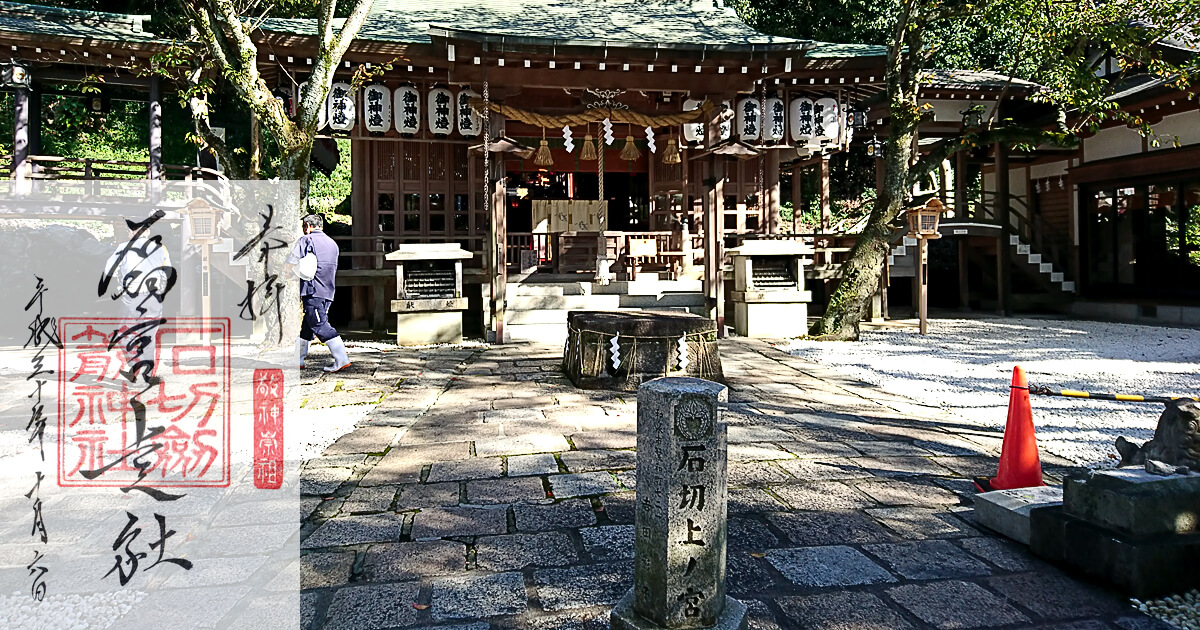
[1115,400,1200,475]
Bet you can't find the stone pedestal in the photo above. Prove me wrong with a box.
[726,240,812,339]
[610,377,747,630]
[564,311,724,392]
[1030,468,1200,598]
[975,485,1063,545]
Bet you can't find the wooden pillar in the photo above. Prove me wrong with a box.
[12,84,30,179]
[818,155,831,231]
[790,163,802,233]
[954,150,968,218]
[487,116,508,343]
[28,82,40,158]
[702,103,726,336]
[996,142,1012,316]
[765,151,781,234]
[149,76,163,180]
[958,238,970,311]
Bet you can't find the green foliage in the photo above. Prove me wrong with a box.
[308,138,353,218]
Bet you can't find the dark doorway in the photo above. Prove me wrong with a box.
[507,170,650,233]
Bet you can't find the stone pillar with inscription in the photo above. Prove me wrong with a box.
[612,377,748,630]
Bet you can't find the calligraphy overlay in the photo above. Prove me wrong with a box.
[0,180,301,630]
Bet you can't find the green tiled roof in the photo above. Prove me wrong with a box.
[921,69,1039,90]
[0,1,158,43]
[261,0,806,48]
[805,42,887,58]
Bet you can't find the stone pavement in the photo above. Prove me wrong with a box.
[297,338,1172,630]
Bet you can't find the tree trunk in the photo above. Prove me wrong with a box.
[808,0,922,341]
[808,129,912,340]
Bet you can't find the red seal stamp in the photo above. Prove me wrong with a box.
[252,369,284,490]
[57,318,231,488]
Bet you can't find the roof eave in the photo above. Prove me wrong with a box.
[426,25,813,55]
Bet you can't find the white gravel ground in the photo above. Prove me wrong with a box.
[778,317,1200,467]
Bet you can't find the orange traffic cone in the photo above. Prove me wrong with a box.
[974,366,1044,492]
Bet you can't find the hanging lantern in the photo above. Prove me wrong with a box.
[619,126,642,161]
[394,85,420,134]
[729,97,758,142]
[363,84,391,133]
[457,89,480,137]
[580,124,598,161]
[326,82,355,132]
[736,97,761,142]
[961,105,984,130]
[662,137,682,164]
[848,106,869,130]
[814,97,839,143]
[428,86,454,136]
[789,97,814,144]
[865,135,884,157]
[766,96,785,142]
[719,100,732,141]
[682,98,704,143]
[273,84,295,118]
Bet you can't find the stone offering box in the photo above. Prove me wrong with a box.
[385,243,473,345]
[1030,468,1200,598]
[726,240,813,338]
[563,311,724,391]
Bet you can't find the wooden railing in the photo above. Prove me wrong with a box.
[4,154,226,182]
[505,230,694,275]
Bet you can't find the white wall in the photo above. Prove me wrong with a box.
[1030,161,1068,179]
[1148,111,1200,151]
[1083,126,1144,162]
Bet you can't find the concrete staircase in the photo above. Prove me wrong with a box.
[505,277,707,342]
[1010,234,1075,293]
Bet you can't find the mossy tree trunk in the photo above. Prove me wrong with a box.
[809,0,922,340]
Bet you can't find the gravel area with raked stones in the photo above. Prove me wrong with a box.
[778,317,1200,467]
[1133,589,1200,630]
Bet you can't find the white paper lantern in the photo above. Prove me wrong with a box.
[427,87,454,136]
[766,97,786,142]
[789,97,814,143]
[815,97,839,142]
[326,82,355,132]
[719,100,732,141]
[682,98,704,143]
[736,97,761,142]
[457,89,480,137]
[394,85,420,134]
[362,84,391,133]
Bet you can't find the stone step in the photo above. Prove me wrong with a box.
[1051,272,1064,283]
[1017,244,1031,255]
[902,236,918,246]
[1027,253,1042,264]
[1062,281,1075,292]
[507,323,570,343]
[508,294,622,311]
[618,293,706,308]
[1040,263,1053,273]
[592,279,705,295]
[507,309,570,325]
